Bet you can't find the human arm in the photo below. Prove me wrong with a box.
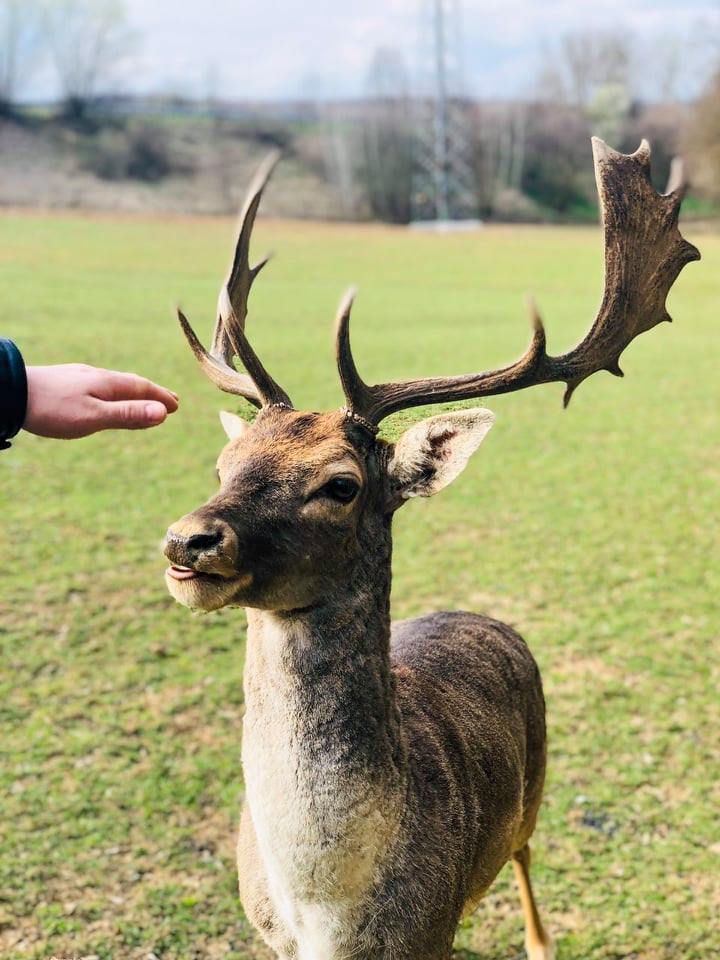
[0,339,179,446]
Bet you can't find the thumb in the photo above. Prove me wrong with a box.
[97,400,168,431]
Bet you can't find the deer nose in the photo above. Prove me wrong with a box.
[184,530,222,553]
[164,517,237,569]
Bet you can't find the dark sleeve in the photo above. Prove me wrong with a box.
[0,338,28,450]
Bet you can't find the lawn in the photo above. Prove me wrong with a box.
[0,211,717,960]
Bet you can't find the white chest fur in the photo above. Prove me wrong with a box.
[241,614,399,958]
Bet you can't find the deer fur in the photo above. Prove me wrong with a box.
[165,407,552,960]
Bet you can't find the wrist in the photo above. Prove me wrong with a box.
[0,339,28,449]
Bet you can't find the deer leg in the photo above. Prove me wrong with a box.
[512,844,554,960]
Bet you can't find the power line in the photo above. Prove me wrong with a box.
[413,0,478,223]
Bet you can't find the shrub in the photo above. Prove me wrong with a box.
[82,122,189,182]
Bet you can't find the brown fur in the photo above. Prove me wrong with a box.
[165,407,552,960]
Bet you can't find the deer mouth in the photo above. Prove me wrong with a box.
[165,564,254,611]
[166,564,235,583]
[167,564,200,581]
[166,563,249,584]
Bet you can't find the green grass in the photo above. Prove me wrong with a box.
[0,212,717,960]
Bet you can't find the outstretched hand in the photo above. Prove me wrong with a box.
[24,364,179,439]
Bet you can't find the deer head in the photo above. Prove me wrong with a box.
[164,142,699,613]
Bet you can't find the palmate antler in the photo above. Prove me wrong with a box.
[176,150,292,410]
[336,138,700,426]
[178,139,698,428]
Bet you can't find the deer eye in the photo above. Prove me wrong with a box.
[320,477,360,504]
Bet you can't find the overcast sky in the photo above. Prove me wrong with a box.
[31,0,720,102]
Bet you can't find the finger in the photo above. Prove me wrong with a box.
[92,370,179,412]
[94,400,169,431]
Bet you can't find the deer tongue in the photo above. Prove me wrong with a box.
[168,565,198,581]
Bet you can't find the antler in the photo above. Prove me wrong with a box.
[336,138,700,426]
[176,151,292,409]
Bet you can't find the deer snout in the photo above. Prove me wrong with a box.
[164,515,239,577]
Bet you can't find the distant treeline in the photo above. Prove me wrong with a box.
[2,93,719,223]
[2,0,720,222]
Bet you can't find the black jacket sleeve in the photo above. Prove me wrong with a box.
[0,338,28,450]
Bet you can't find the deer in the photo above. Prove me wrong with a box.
[163,139,698,960]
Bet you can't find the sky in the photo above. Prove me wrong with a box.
[29,0,720,102]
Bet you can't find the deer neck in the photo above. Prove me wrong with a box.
[243,518,403,778]
[240,517,406,908]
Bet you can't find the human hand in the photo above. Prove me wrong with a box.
[24,364,179,439]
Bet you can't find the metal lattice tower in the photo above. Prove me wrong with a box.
[413,0,478,222]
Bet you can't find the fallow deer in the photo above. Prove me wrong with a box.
[163,140,698,960]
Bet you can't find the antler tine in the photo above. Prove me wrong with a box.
[664,155,687,200]
[335,287,375,416]
[213,150,281,362]
[177,307,263,404]
[223,308,293,410]
[176,151,292,409]
[336,137,699,427]
[336,289,548,424]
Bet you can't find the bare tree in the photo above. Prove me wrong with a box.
[587,82,631,147]
[638,24,717,104]
[298,74,358,219]
[0,0,42,114]
[686,71,720,201]
[538,29,633,108]
[359,47,414,223]
[44,0,136,120]
[649,35,684,103]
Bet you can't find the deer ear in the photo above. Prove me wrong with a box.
[387,408,495,502]
[219,410,249,441]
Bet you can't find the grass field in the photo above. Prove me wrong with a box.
[1,211,718,960]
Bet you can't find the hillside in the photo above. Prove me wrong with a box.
[0,115,347,218]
